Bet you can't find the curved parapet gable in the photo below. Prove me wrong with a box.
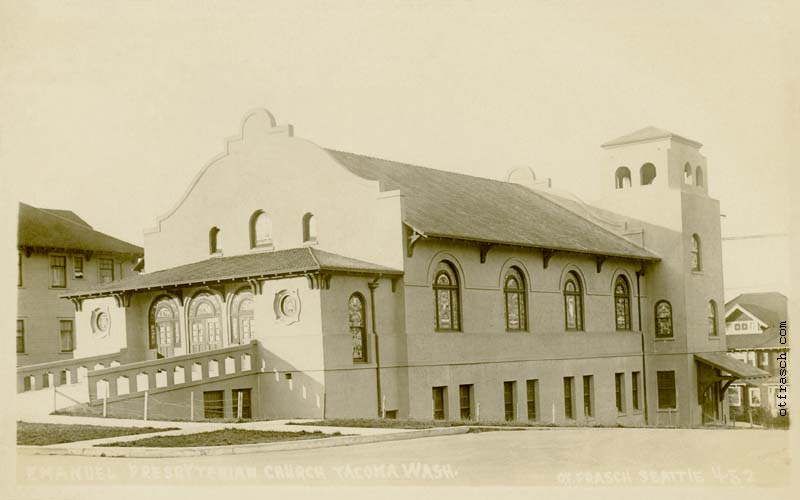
[143,109,404,272]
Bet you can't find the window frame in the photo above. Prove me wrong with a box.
[302,212,317,244]
[59,319,75,353]
[583,375,593,418]
[654,300,674,339]
[707,300,718,337]
[433,261,462,332]
[459,384,473,421]
[503,381,517,422]
[349,293,368,363]
[503,267,528,332]
[563,376,574,419]
[73,255,85,279]
[432,386,447,420]
[50,254,67,288]
[656,371,677,410]
[98,257,115,283]
[614,372,625,414]
[231,388,252,419]
[563,272,584,331]
[250,211,273,248]
[690,234,702,272]
[16,319,25,354]
[526,379,538,421]
[632,371,641,411]
[203,390,225,419]
[209,226,221,254]
[18,252,22,287]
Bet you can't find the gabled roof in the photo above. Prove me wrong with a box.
[601,126,702,149]
[18,202,143,256]
[61,247,402,298]
[724,292,787,350]
[326,149,659,262]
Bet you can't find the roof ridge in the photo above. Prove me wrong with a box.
[306,246,322,268]
[325,148,515,187]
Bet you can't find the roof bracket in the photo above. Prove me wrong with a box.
[247,279,264,296]
[84,250,93,262]
[479,243,494,264]
[306,273,331,290]
[542,249,555,269]
[112,292,131,308]
[209,284,227,302]
[406,226,424,258]
[595,255,607,273]
[391,276,400,293]
[71,298,83,312]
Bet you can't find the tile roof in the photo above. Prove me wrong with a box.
[695,352,770,379]
[601,126,702,148]
[726,333,785,351]
[327,150,659,262]
[18,202,143,256]
[62,247,402,298]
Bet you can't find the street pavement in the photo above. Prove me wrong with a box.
[15,427,790,490]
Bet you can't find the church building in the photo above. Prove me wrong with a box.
[20,109,767,426]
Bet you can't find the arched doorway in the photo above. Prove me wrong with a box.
[188,292,223,353]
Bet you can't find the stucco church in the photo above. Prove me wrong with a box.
[19,109,768,427]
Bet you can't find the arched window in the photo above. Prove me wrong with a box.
[655,300,673,338]
[683,163,694,184]
[640,163,656,185]
[230,289,255,345]
[148,296,180,356]
[615,167,632,189]
[349,293,367,362]
[188,293,223,353]
[695,166,704,187]
[302,213,317,243]
[690,234,701,271]
[504,267,527,331]
[433,261,461,331]
[250,210,272,248]
[707,300,718,336]
[563,271,584,331]
[614,276,631,331]
[209,227,221,254]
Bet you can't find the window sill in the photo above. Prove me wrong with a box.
[691,270,704,275]
[210,251,224,258]
[302,239,319,246]
[654,337,675,342]
[435,329,462,333]
[505,329,530,333]
[707,336,720,340]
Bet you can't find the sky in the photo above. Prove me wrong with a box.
[1,0,796,297]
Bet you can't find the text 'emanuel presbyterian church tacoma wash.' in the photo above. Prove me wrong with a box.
[18,109,768,426]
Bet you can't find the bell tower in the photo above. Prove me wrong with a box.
[592,126,726,427]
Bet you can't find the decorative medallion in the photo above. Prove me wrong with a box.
[90,307,111,338]
[274,289,301,325]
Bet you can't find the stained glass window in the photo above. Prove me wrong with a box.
[614,276,631,330]
[149,297,180,349]
[349,293,367,362]
[655,301,673,338]
[504,267,527,331]
[707,300,718,336]
[433,261,460,331]
[690,234,701,271]
[563,272,583,331]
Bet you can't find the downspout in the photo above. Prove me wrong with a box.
[636,268,649,425]
[368,277,382,417]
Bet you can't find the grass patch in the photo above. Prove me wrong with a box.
[17,421,177,446]
[288,418,546,429]
[97,428,342,448]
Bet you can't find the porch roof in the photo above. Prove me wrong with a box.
[695,351,770,379]
[61,247,402,299]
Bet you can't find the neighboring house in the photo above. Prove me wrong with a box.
[724,292,788,419]
[18,111,767,427]
[17,203,144,366]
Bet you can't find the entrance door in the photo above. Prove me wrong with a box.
[150,297,179,358]
[188,294,223,353]
[701,382,721,424]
